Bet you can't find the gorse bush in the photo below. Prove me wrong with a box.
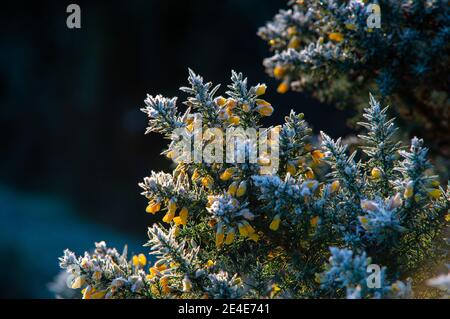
[59,70,449,299]
[258,0,450,161]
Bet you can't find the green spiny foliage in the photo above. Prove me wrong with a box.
[59,71,449,299]
[258,0,450,167]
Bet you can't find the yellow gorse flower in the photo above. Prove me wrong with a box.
[371,167,382,179]
[173,207,189,226]
[255,99,274,116]
[328,32,344,42]
[84,288,107,300]
[229,115,240,125]
[273,65,287,79]
[331,180,340,193]
[242,103,251,113]
[286,162,297,175]
[225,228,235,245]
[227,181,238,196]
[310,216,320,227]
[236,181,247,197]
[256,104,274,116]
[311,150,324,164]
[305,167,315,179]
[269,214,281,231]
[238,222,249,236]
[214,96,227,106]
[277,82,289,94]
[191,168,200,181]
[71,276,86,289]
[201,175,214,189]
[215,227,225,248]
[248,232,260,242]
[255,84,267,96]
[220,167,237,181]
[428,188,441,199]
[288,36,301,49]
[146,201,161,214]
[132,253,147,267]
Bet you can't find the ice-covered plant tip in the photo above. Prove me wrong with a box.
[258,0,450,162]
[59,70,449,299]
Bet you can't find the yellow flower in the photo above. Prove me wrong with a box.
[215,229,225,248]
[191,168,200,181]
[227,181,238,196]
[226,98,237,109]
[331,180,340,193]
[162,210,175,223]
[207,195,216,207]
[445,213,450,222]
[277,82,289,94]
[166,150,174,159]
[225,229,235,245]
[244,222,255,234]
[214,96,227,106]
[186,122,195,132]
[160,276,170,294]
[328,32,344,42]
[255,84,267,96]
[146,201,161,214]
[229,115,240,125]
[248,232,260,242]
[256,104,274,117]
[201,175,214,189]
[371,167,382,179]
[428,189,441,199]
[431,180,440,187]
[269,214,281,231]
[242,103,251,113]
[305,167,315,179]
[133,253,147,267]
[273,65,287,79]
[206,260,215,268]
[311,150,324,164]
[404,181,414,199]
[310,216,320,227]
[236,181,247,197]
[173,207,189,226]
[71,276,85,289]
[288,36,301,49]
[220,167,236,181]
[83,286,106,299]
[238,223,249,236]
[286,162,297,175]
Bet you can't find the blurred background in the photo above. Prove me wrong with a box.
[0,0,352,298]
